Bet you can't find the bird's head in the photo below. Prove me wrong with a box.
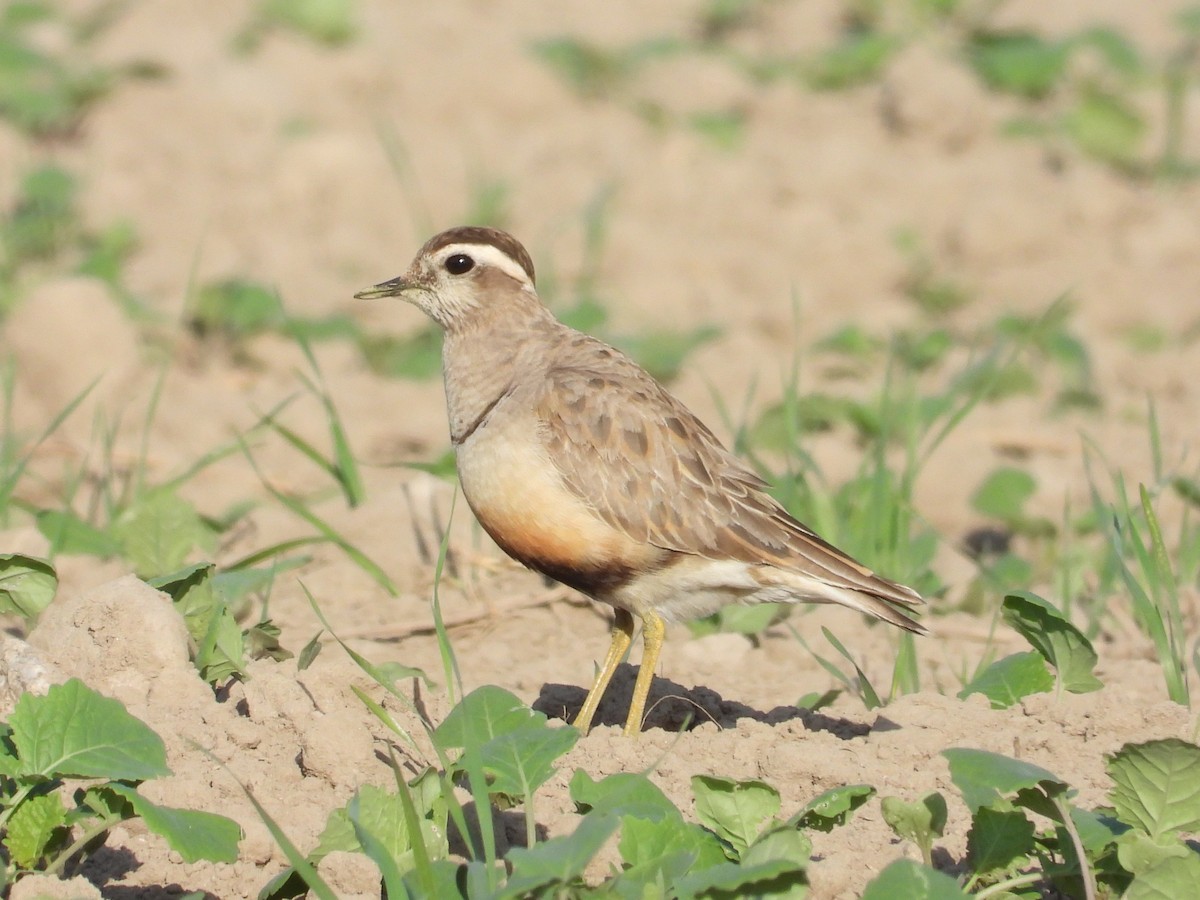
[355,226,539,330]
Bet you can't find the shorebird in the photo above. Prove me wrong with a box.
[357,226,927,737]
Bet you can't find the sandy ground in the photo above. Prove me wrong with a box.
[2,1,1200,897]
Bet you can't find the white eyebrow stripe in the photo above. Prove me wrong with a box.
[439,242,533,287]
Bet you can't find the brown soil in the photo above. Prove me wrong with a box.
[3,1,1199,898]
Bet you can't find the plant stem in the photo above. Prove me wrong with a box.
[1054,796,1096,900]
[975,871,1044,898]
[44,814,122,877]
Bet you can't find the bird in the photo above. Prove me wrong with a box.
[356,226,927,737]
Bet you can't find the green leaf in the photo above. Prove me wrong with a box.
[617,815,728,888]
[0,553,56,618]
[744,824,812,870]
[965,806,1034,874]
[967,32,1069,99]
[1001,592,1103,694]
[692,775,780,857]
[691,602,788,638]
[245,617,292,663]
[1065,87,1144,167]
[791,784,876,833]
[5,791,67,868]
[113,489,212,577]
[942,748,1067,813]
[150,562,218,645]
[958,651,1054,709]
[569,769,679,822]
[482,724,579,800]
[433,686,544,749]
[194,602,248,683]
[862,859,970,899]
[262,0,357,45]
[297,631,323,671]
[108,783,241,863]
[1107,739,1200,840]
[673,858,806,898]
[501,813,618,897]
[189,279,283,338]
[1071,806,1128,855]
[149,562,249,682]
[9,679,169,780]
[1116,830,1192,876]
[805,30,898,90]
[971,467,1036,522]
[36,509,121,557]
[313,783,438,871]
[1124,851,1200,900]
[880,792,947,853]
[359,327,443,381]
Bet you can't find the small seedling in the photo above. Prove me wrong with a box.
[0,679,241,884]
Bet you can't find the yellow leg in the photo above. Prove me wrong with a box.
[573,608,634,734]
[623,610,664,738]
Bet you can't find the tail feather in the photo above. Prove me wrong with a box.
[757,567,929,635]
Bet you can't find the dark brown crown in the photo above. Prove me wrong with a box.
[420,226,536,285]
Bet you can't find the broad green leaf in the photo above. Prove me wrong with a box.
[673,858,805,898]
[434,686,542,749]
[0,554,56,619]
[880,792,948,851]
[1065,87,1144,167]
[1107,739,1200,840]
[862,859,969,899]
[966,807,1034,874]
[482,724,579,800]
[348,791,406,899]
[112,489,212,577]
[1002,592,1103,694]
[958,651,1054,709]
[501,813,618,897]
[1124,851,1200,900]
[5,791,67,867]
[971,468,1036,522]
[36,510,121,557]
[692,775,780,857]
[570,769,679,822]
[618,815,728,889]
[402,860,471,900]
[743,824,812,871]
[942,748,1066,813]
[9,679,169,780]
[1116,830,1191,876]
[620,813,727,868]
[1070,806,1128,855]
[109,783,241,863]
[967,32,1068,99]
[791,784,876,833]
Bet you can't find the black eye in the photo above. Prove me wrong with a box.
[444,254,475,275]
